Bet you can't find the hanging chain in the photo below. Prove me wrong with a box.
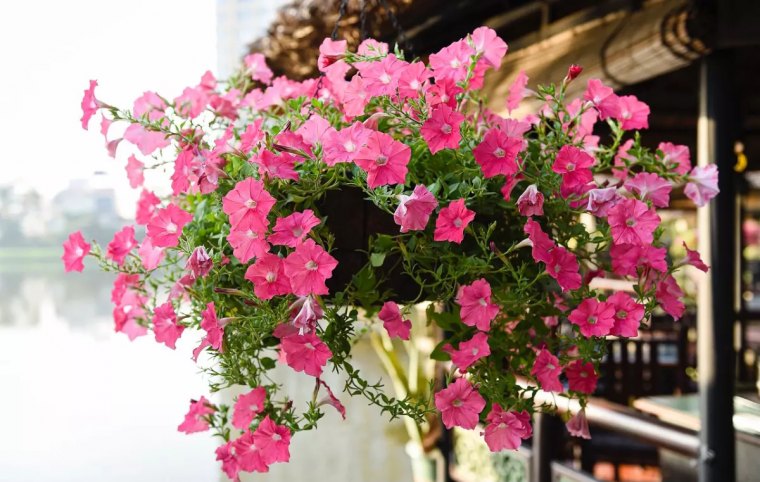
[377,0,413,56]
[359,0,368,41]
[331,0,350,41]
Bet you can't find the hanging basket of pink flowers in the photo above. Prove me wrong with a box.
[66,26,718,479]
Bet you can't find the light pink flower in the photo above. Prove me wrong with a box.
[123,123,170,156]
[138,237,164,271]
[585,187,620,217]
[444,332,491,371]
[658,142,691,175]
[470,26,508,68]
[473,128,522,178]
[483,405,532,452]
[684,164,720,207]
[222,178,276,231]
[434,199,475,244]
[397,61,431,100]
[244,53,273,84]
[133,91,167,120]
[607,292,645,338]
[506,70,529,113]
[394,185,438,232]
[147,203,193,248]
[62,231,90,272]
[615,95,650,130]
[565,360,598,394]
[287,295,323,333]
[429,39,475,83]
[152,301,184,349]
[624,172,671,208]
[227,223,270,264]
[357,38,388,56]
[566,409,591,439]
[254,150,299,181]
[170,149,195,196]
[80,80,102,130]
[232,432,269,473]
[215,442,239,481]
[106,225,137,266]
[607,198,661,246]
[268,210,321,248]
[517,184,544,217]
[322,122,370,166]
[283,239,338,296]
[421,104,464,154]
[546,247,582,292]
[280,332,332,377]
[125,155,144,188]
[317,38,347,72]
[317,378,347,419]
[583,78,618,120]
[656,275,685,320]
[434,378,486,429]
[569,298,615,337]
[136,190,161,225]
[177,396,215,434]
[174,86,209,119]
[253,415,291,464]
[113,289,148,340]
[531,349,563,392]
[358,54,406,97]
[355,131,411,188]
[232,387,266,430]
[188,246,213,279]
[342,75,370,117]
[245,253,292,300]
[456,278,499,331]
[193,302,224,361]
[378,301,412,340]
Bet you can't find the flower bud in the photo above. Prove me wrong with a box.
[564,64,583,84]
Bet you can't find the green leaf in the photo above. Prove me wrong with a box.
[370,252,386,267]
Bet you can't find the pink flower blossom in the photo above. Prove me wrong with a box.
[429,39,475,83]
[625,172,671,208]
[552,145,594,198]
[138,237,164,271]
[171,149,195,196]
[106,225,137,266]
[656,275,685,320]
[585,187,620,217]
[354,131,411,188]
[565,360,598,394]
[421,104,465,154]
[280,332,332,377]
[607,292,645,338]
[215,442,239,481]
[523,219,555,264]
[62,231,90,272]
[222,178,276,231]
[546,247,582,292]
[583,78,618,120]
[444,332,491,371]
[483,405,532,452]
[531,349,563,392]
[394,185,438,233]
[174,86,208,119]
[123,123,170,156]
[232,432,269,473]
[434,378,486,429]
[147,203,193,248]
[152,301,184,349]
[296,114,333,148]
[501,174,522,201]
[193,302,224,361]
[254,150,299,181]
[506,70,529,113]
[244,53,273,84]
[188,246,213,279]
[658,142,691,175]
[322,122,370,166]
[125,155,144,188]
[610,244,667,277]
[133,91,167,120]
[358,54,406,97]
[342,75,370,117]
[378,301,412,340]
[113,289,148,340]
[615,95,650,130]
[232,387,266,430]
[684,164,720,207]
[268,210,321,248]
[245,253,292,300]
[358,38,388,56]
[136,190,161,225]
[434,199,475,244]
[470,27,508,69]
[253,415,291,464]
[569,298,615,337]
[317,38,347,72]
[517,184,544,217]
[473,128,522,178]
[607,198,661,246]
[282,239,338,296]
[566,409,591,439]
[317,378,347,419]
[426,77,462,108]
[227,224,270,264]
[682,242,709,272]
[80,80,102,130]
[287,295,323,334]
[398,61,431,100]
[178,396,215,434]
[456,278,500,331]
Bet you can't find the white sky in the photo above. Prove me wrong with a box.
[0,0,217,216]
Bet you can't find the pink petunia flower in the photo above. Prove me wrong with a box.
[421,104,465,154]
[378,301,412,340]
[565,360,598,394]
[113,289,148,340]
[397,61,431,100]
[506,70,529,113]
[245,253,292,300]
[615,95,650,130]
[658,142,691,175]
[355,131,411,188]
[147,203,193,248]
[187,246,213,279]
[583,78,618,120]
[80,80,103,130]
[177,396,215,434]
[523,218,555,264]
[546,247,582,292]
[473,128,522,178]
[426,77,463,109]
[244,53,273,84]
[133,91,167,121]
[317,378,347,419]
[456,278,500,331]
[193,302,225,361]
[254,150,299,181]
[684,164,720,207]
[152,301,184,349]
[607,292,645,338]
[268,210,321,248]
[280,332,332,377]
[568,298,615,337]
[566,408,591,439]
[342,75,370,117]
[232,386,266,430]
[552,145,594,198]
[625,172,672,208]
[215,442,239,481]
[610,243,667,277]
[232,432,269,473]
[358,54,406,97]
[170,149,195,196]
[434,378,486,429]
[296,114,333,148]
[429,39,475,83]
[517,184,544,217]
[501,174,522,201]
[682,242,709,272]
[106,225,137,266]
[282,239,338,296]
[174,86,209,119]
[656,275,685,320]
[222,178,276,231]
[483,405,532,452]
[287,295,323,334]
[322,122,370,166]
[138,237,164,271]
[394,185,438,233]
[443,332,491,371]
[253,415,291,465]
[62,231,91,272]
[607,198,661,246]
[125,155,144,188]
[585,187,621,217]
[531,349,563,392]
[434,199,476,244]
[470,26,508,69]
[123,123,170,156]
[227,223,270,264]
[317,38,347,72]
